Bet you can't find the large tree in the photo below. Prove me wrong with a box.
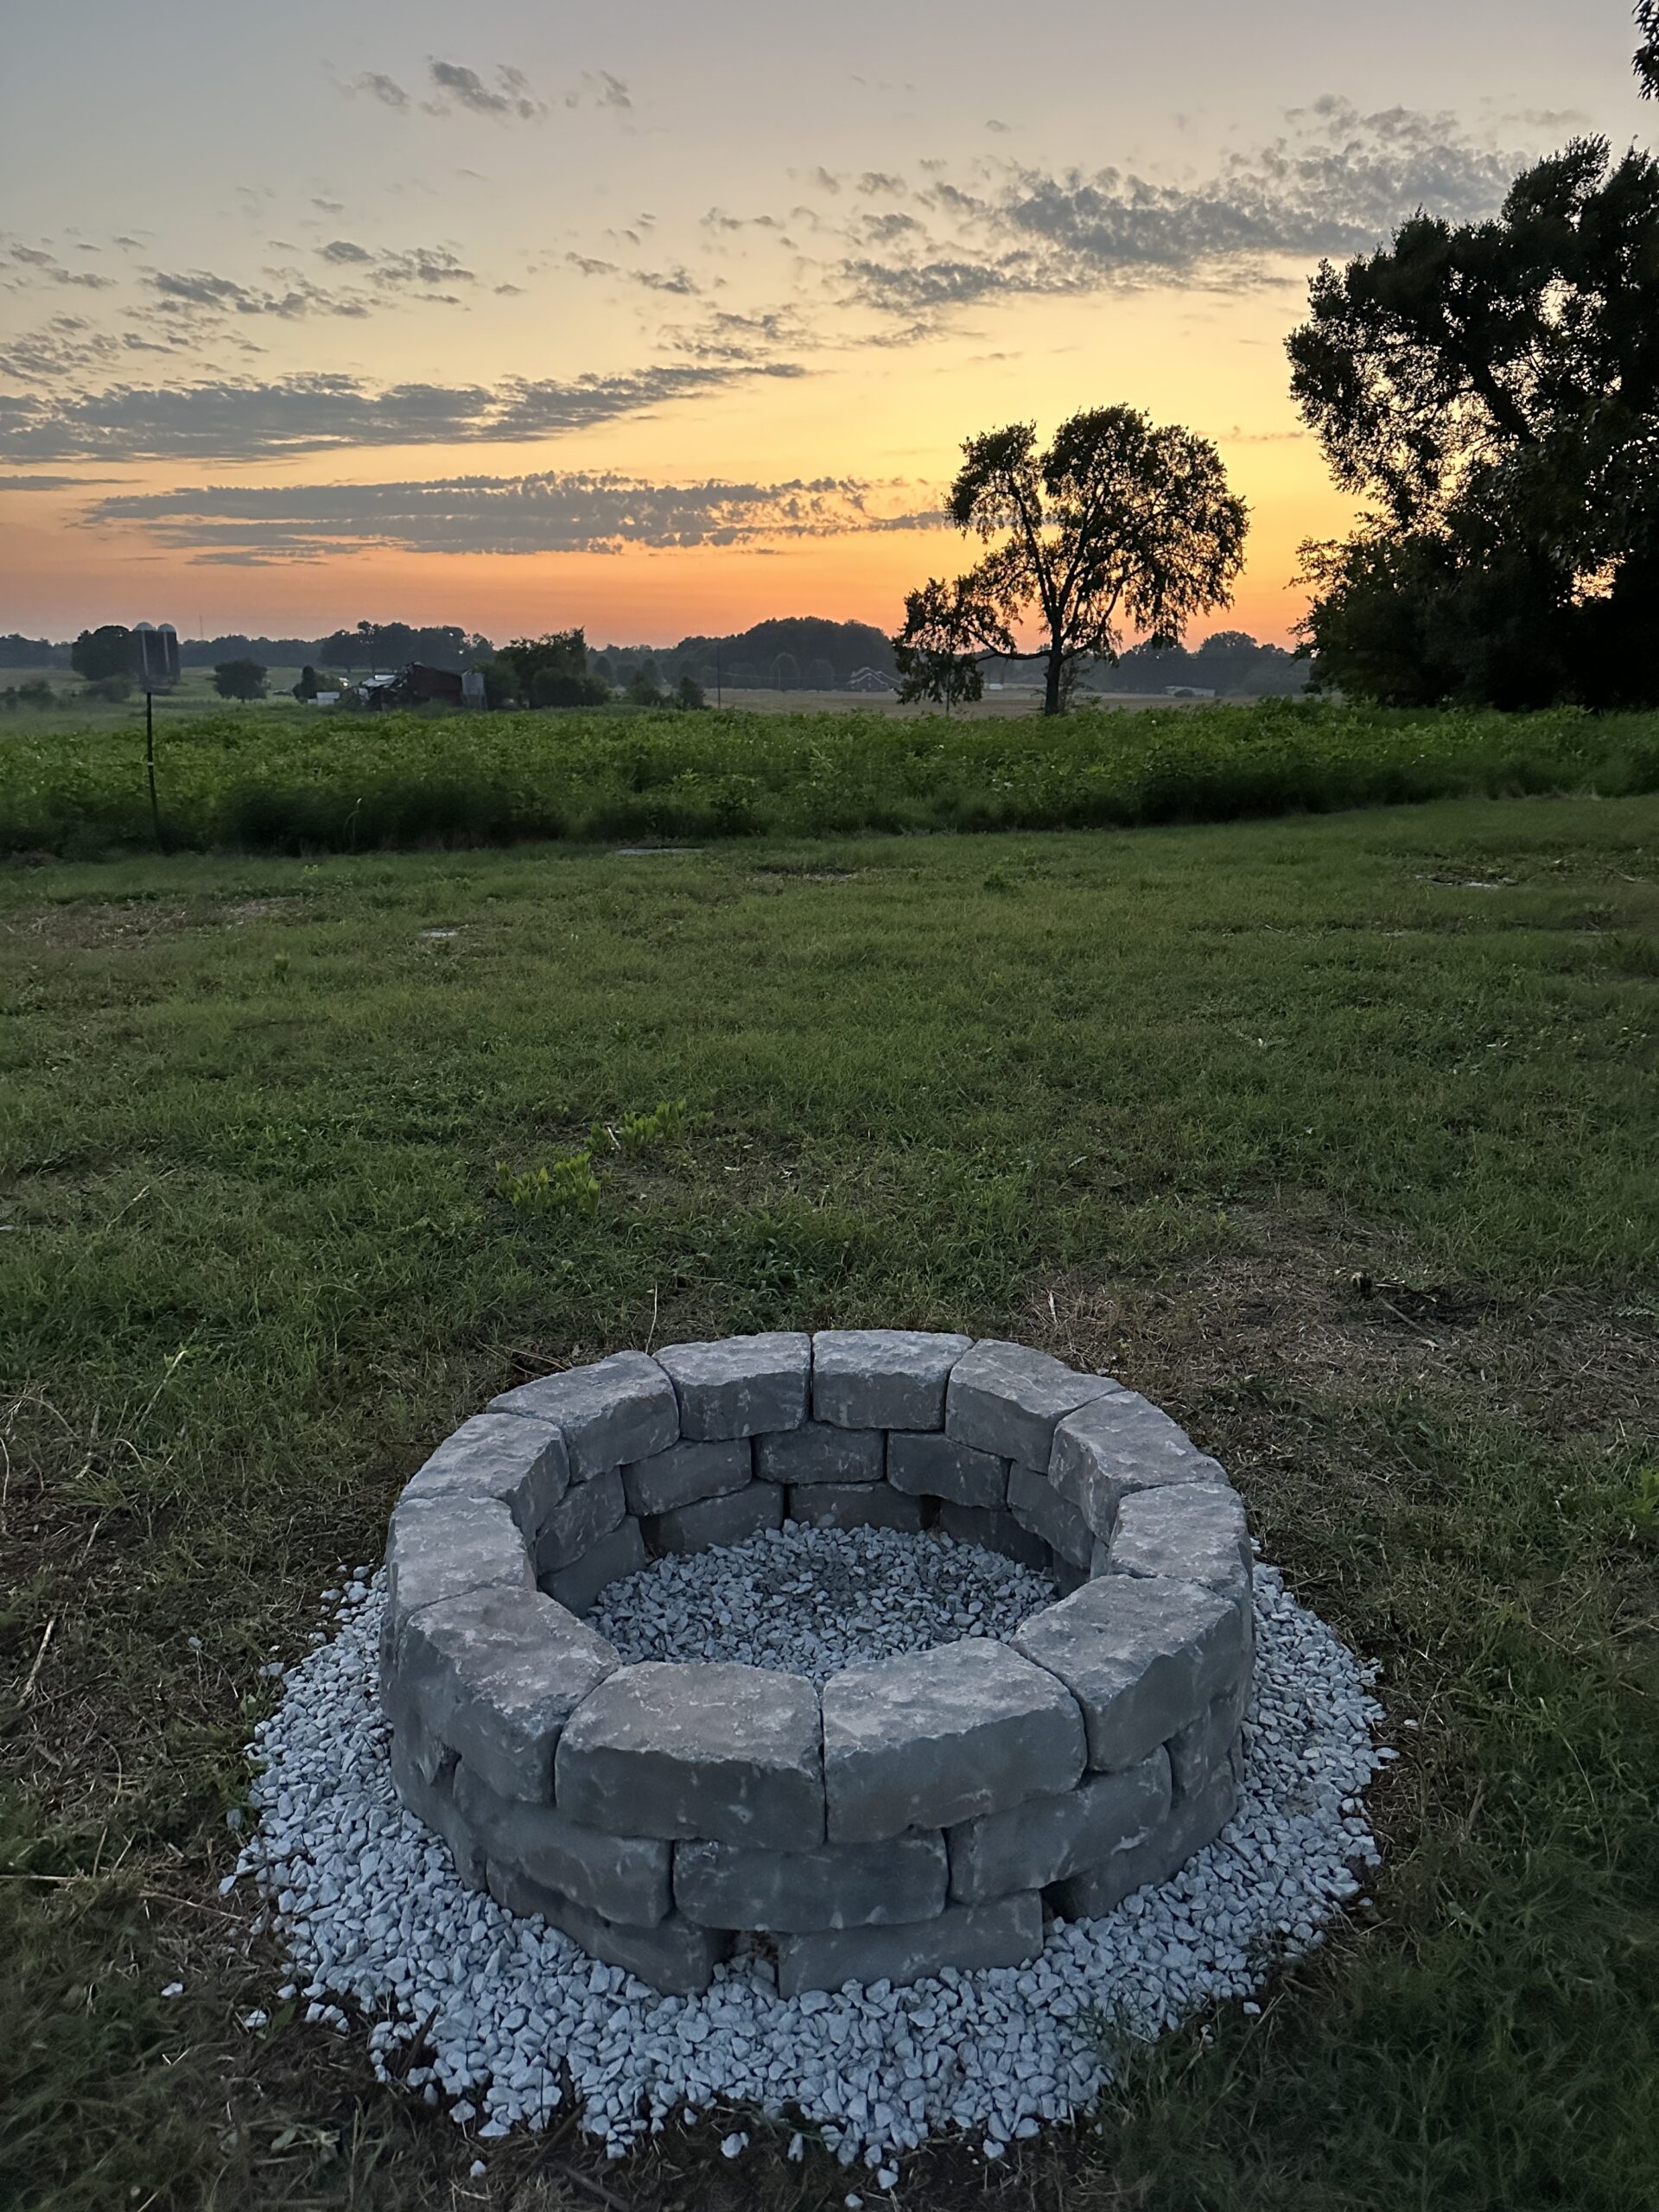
[898,413,1247,716]
[894,407,1248,715]
[1639,1,1658,97]
[1289,52,1659,706]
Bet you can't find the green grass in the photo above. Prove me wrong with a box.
[6,697,1659,857]
[2,796,1656,2212]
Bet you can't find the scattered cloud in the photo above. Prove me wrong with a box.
[5,242,118,292]
[0,360,807,462]
[347,71,409,110]
[427,60,545,122]
[836,99,1523,315]
[86,468,941,562]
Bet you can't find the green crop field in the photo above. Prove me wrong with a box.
[4,699,1659,859]
[3,795,1656,2212]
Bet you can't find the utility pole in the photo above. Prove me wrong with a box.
[133,622,179,852]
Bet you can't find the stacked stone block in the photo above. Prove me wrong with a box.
[381,1332,1253,1994]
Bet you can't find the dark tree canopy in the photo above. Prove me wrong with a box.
[1288,134,1659,708]
[72,625,135,682]
[894,406,1248,715]
[1638,1,1659,97]
[499,630,611,709]
[213,658,268,702]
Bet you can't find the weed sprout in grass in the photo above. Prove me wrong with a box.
[493,1151,601,1216]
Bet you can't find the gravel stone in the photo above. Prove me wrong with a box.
[1006,1463,1093,1569]
[674,1831,948,1932]
[785,1484,925,1534]
[823,1640,1086,1842]
[591,1524,1056,1684]
[945,1341,1117,1467]
[643,1482,784,1555]
[556,1662,826,1850]
[755,1423,883,1486]
[887,1433,1007,1509]
[810,1331,973,1431]
[240,1560,1386,2171]
[622,1439,753,1517]
[401,1414,570,1536]
[1014,1573,1243,1770]
[947,1749,1170,1902]
[396,1587,618,1802]
[543,1519,648,1617]
[1049,1391,1226,1537]
[491,1352,678,1479]
[534,1471,626,1576]
[778,1891,1043,1997]
[656,1334,810,1440]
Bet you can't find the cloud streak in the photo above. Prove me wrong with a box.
[0,362,807,461]
[85,468,942,562]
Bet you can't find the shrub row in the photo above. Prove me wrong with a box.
[3,700,1657,858]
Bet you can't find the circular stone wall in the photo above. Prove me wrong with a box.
[379,1332,1253,1997]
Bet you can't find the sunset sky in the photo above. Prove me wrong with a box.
[1,1,1649,648]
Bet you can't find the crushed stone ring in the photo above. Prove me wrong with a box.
[380,1332,1254,1995]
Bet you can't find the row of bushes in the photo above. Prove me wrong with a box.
[3,700,1657,858]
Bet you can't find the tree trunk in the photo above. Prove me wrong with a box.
[1043,635,1065,715]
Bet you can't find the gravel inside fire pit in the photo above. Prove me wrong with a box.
[230,1554,1387,2177]
[590,1522,1058,1681]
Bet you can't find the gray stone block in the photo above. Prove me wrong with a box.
[389,1735,486,1889]
[786,1482,925,1533]
[822,1638,1085,1843]
[655,1333,810,1440]
[454,1763,671,1925]
[1014,1573,1243,1772]
[1052,1554,1089,1596]
[674,1830,948,1932]
[1049,1389,1228,1539]
[544,1516,648,1616]
[556,1661,825,1850]
[385,1495,534,1648]
[486,1863,728,1996]
[490,1351,677,1479]
[401,1413,570,1536]
[887,1432,1008,1510]
[1052,1764,1237,1920]
[643,1480,784,1555]
[777,1890,1043,1996]
[397,1586,618,1802]
[621,1437,752,1517]
[945,1339,1117,1468]
[1007,1462,1094,1569]
[947,1747,1171,1902]
[534,1469,626,1575]
[936,1500,1051,1573]
[754,1422,884,1486]
[810,1329,974,1431]
[1107,1484,1252,1618]
[1169,1681,1247,1803]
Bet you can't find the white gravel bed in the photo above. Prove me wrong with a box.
[591,1522,1059,1682]
[229,1552,1386,2180]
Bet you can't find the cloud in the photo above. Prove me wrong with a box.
[427,59,544,121]
[144,267,372,320]
[348,72,409,110]
[0,472,121,490]
[0,315,122,384]
[837,98,1523,315]
[85,468,943,562]
[6,243,118,291]
[0,360,807,461]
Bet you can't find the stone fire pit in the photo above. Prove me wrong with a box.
[379,1333,1253,1997]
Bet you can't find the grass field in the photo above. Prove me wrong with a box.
[5,698,1659,859]
[3,795,1656,2212]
